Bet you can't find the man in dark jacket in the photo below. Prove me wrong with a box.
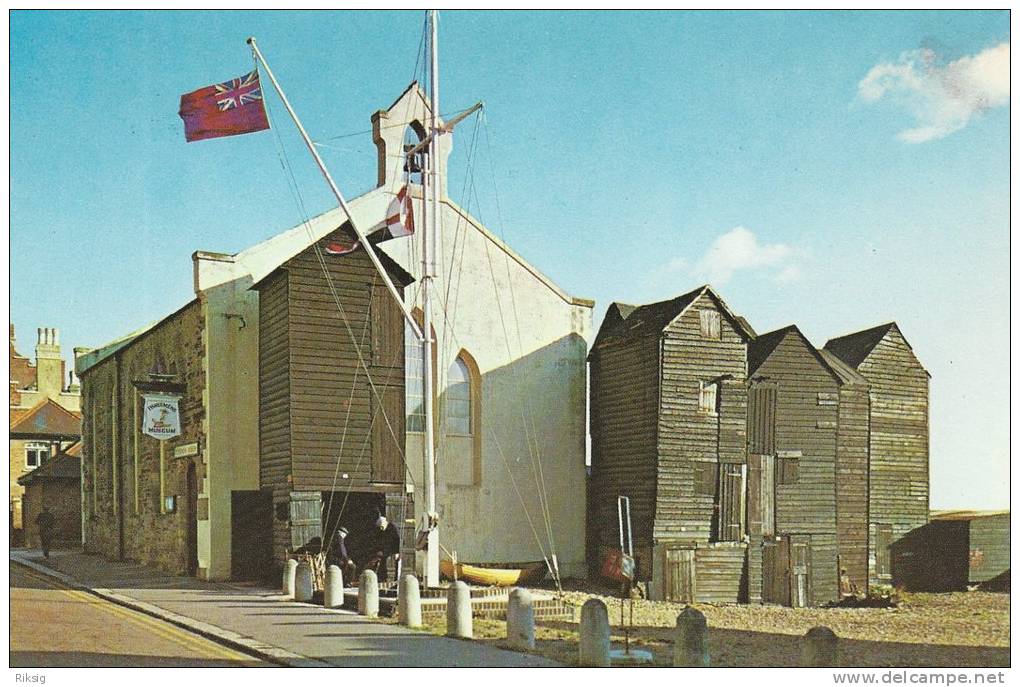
[360,516,400,583]
[36,507,56,558]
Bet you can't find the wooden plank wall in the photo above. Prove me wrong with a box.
[859,327,929,584]
[752,333,839,605]
[968,515,1010,585]
[835,380,870,593]
[655,293,747,545]
[588,333,660,575]
[282,241,407,492]
[693,544,747,603]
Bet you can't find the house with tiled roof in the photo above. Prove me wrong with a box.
[9,325,81,542]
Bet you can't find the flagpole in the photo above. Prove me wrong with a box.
[420,8,441,589]
[246,37,424,342]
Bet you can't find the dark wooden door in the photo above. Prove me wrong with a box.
[231,490,274,581]
[718,463,746,542]
[665,548,696,603]
[289,491,323,550]
[762,538,788,605]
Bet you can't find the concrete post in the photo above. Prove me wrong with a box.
[324,564,343,608]
[673,606,710,667]
[398,573,422,627]
[295,560,314,602]
[282,559,298,598]
[446,581,473,639]
[802,626,839,667]
[506,588,535,650]
[358,569,379,618]
[578,598,611,667]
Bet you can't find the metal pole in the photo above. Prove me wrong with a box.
[247,37,423,342]
[421,10,441,588]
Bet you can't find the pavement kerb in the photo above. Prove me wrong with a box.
[10,556,330,668]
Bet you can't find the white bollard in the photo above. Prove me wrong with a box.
[295,560,314,602]
[446,581,473,639]
[578,598,611,667]
[324,565,344,608]
[506,587,535,650]
[398,573,422,627]
[282,559,298,598]
[358,569,379,618]
[674,606,710,667]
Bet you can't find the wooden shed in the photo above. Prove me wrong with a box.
[824,322,929,586]
[746,325,842,606]
[588,285,756,602]
[254,227,415,568]
[891,511,1009,592]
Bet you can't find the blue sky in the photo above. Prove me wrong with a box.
[9,10,1009,508]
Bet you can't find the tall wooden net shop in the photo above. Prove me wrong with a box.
[588,288,931,605]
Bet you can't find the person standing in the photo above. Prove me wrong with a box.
[36,506,56,559]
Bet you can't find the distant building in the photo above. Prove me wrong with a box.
[9,325,81,541]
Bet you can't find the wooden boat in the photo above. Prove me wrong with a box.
[440,559,547,587]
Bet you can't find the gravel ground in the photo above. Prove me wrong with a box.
[413,589,1010,667]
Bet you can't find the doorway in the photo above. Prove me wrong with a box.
[186,462,198,576]
[762,534,812,607]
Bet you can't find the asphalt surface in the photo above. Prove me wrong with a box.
[9,561,269,667]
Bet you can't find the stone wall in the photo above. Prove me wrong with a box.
[81,301,206,575]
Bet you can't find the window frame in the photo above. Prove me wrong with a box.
[698,380,719,416]
[25,442,49,469]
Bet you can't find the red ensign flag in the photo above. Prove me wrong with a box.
[179,70,270,142]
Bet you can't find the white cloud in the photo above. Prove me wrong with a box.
[691,226,799,286]
[858,42,1009,143]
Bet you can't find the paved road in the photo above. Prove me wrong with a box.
[10,562,268,667]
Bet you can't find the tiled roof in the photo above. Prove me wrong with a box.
[17,446,80,485]
[9,398,82,440]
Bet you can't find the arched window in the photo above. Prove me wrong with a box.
[446,357,472,435]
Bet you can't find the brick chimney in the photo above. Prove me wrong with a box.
[34,327,64,398]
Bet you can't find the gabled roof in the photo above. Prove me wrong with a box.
[10,398,82,440]
[823,322,897,369]
[592,285,755,349]
[748,325,844,382]
[17,445,80,486]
